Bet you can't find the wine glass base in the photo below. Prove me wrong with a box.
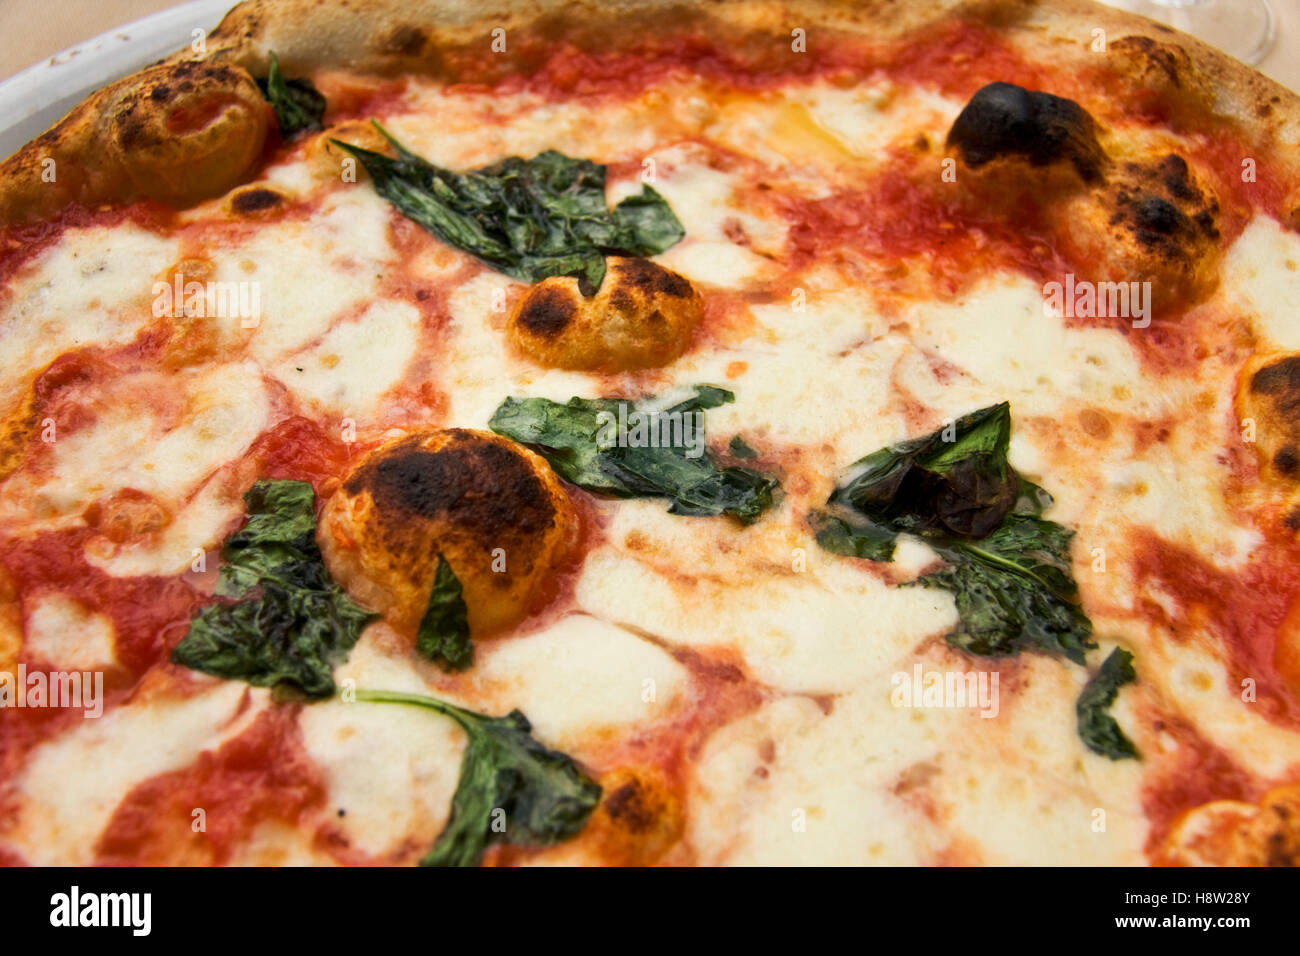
[1114,0,1277,66]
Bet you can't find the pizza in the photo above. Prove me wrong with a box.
[0,0,1298,868]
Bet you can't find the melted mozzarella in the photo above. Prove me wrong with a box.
[299,635,464,861]
[1,682,264,865]
[85,476,244,578]
[469,613,689,750]
[217,188,397,364]
[1222,216,1300,351]
[0,226,179,401]
[0,362,271,526]
[577,501,956,696]
[271,299,422,420]
[23,594,117,671]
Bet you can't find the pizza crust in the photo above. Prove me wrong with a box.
[2,0,1299,227]
[0,61,269,225]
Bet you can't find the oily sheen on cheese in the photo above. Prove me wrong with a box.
[1,20,1299,868]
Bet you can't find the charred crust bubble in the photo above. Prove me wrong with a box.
[1109,154,1220,265]
[349,432,557,539]
[604,780,658,834]
[516,284,578,337]
[946,82,1106,183]
[381,24,428,56]
[1251,357,1300,397]
[1133,196,1186,239]
[614,257,693,298]
[1274,446,1300,476]
[508,256,700,372]
[1159,154,1196,201]
[231,188,284,215]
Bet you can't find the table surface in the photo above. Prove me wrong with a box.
[1,0,1298,90]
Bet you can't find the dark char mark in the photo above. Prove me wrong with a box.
[946,81,1107,183]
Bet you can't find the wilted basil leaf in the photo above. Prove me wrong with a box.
[1076,647,1140,760]
[257,52,326,137]
[356,689,601,866]
[820,403,1021,554]
[729,435,759,459]
[416,555,472,672]
[488,386,779,524]
[171,479,374,698]
[333,123,685,291]
[813,404,1098,665]
[918,515,1094,665]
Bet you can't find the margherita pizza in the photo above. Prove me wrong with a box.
[0,0,1298,867]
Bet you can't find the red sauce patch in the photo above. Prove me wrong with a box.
[245,415,360,497]
[0,528,202,777]
[1128,528,1300,728]
[0,529,202,679]
[312,74,410,124]
[95,703,325,865]
[1140,712,1262,860]
[0,202,176,289]
[879,20,1046,100]
[769,151,1071,300]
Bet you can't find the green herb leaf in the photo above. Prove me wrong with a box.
[416,555,472,672]
[917,515,1095,665]
[820,403,1021,553]
[171,479,374,697]
[356,689,602,866]
[813,404,1096,665]
[488,386,779,523]
[332,123,685,291]
[256,52,326,138]
[729,435,759,459]
[1076,648,1140,760]
[810,510,899,562]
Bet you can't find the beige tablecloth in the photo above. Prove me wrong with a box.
[1,0,1298,90]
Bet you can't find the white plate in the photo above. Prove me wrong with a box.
[0,0,232,161]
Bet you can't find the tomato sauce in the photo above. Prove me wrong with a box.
[878,21,1046,100]
[0,201,176,288]
[0,527,203,776]
[245,415,360,498]
[1129,528,1300,729]
[1140,712,1261,859]
[95,703,325,865]
[769,149,1072,299]
[0,529,203,679]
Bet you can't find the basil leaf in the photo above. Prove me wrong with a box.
[918,515,1095,665]
[488,386,779,524]
[814,404,1097,665]
[1077,648,1140,760]
[256,52,326,137]
[728,435,759,459]
[171,479,374,698]
[332,124,684,291]
[810,510,899,562]
[823,403,1020,549]
[815,404,1125,757]
[416,555,472,672]
[356,690,601,866]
